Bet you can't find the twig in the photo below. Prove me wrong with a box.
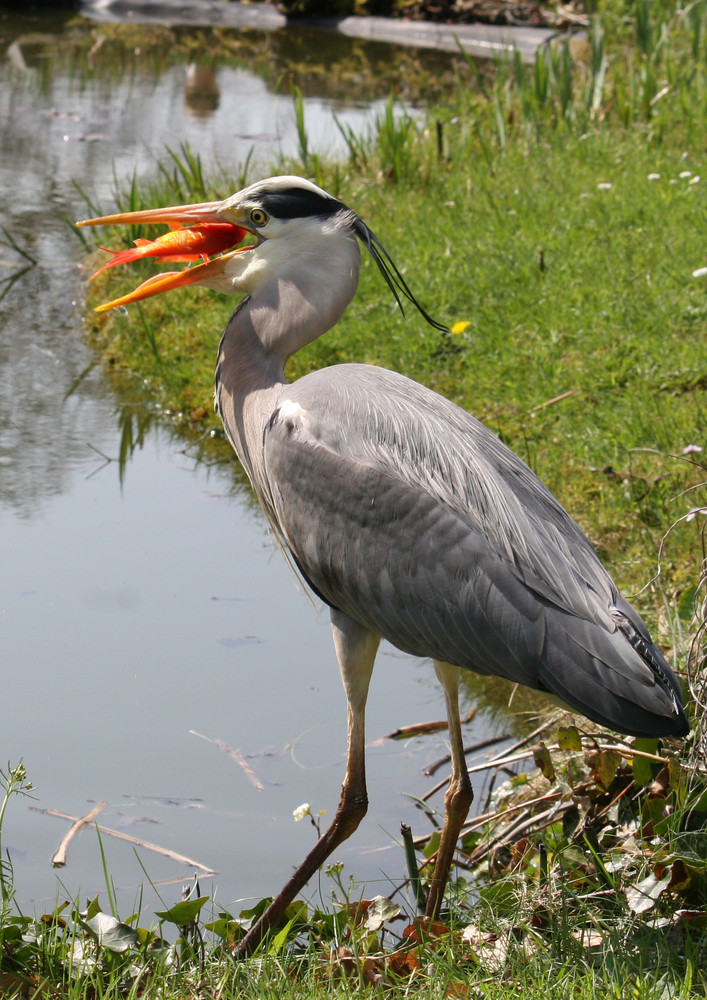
[530,388,575,413]
[420,716,561,803]
[189,729,264,791]
[0,226,38,264]
[412,789,563,847]
[460,800,572,868]
[51,801,108,867]
[377,709,476,743]
[424,732,512,777]
[32,807,217,874]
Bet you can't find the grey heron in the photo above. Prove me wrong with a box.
[78,175,689,956]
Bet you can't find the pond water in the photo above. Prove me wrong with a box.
[0,4,523,922]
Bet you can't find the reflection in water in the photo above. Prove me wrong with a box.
[184,63,220,117]
[0,10,453,515]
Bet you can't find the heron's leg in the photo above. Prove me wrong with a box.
[424,661,473,920]
[233,610,379,958]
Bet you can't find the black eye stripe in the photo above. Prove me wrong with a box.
[257,187,345,220]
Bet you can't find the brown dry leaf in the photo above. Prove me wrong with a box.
[667,858,691,893]
[461,924,512,970]
[532,742,556,782]
[363,956,385,985]
[341,899,372,926]
[647,765,671,799]
[0,972,40,998]
[572,927,605,948]
[402,917,450,944]
[510,837,534,871]
[446,981,470,999]
[320,945,357,981]
[386,945,422,978]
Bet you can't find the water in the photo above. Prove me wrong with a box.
[0,6,517,920]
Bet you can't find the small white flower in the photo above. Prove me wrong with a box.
[682,444,703,454]
[686,507,707,522]
[690,176,701,184]
[597,182,613,189]
[647,173,661,180]
[692,267,707,278]
[680,170,692,178]
[292,802,311,822]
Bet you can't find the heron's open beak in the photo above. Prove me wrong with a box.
[76,200,251,312]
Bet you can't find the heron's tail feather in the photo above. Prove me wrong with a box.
[537,604,689,738]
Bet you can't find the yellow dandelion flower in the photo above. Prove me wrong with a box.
[450,320,470,335]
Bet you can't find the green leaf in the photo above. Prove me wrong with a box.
[632,752,654,787]
[79,896,102,922]
[557,725,582,751]
[422,831,440,860]
[591,749,622,791]
[85,912,140,952]
[154,896,209,926]
[239,896,273,921]
[269,916,298,955]
[678,585,697,623]
[204,917,244,943]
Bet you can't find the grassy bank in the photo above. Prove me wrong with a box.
[16,1,705,995]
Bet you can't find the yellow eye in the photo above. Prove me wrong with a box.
[250,208,268,227]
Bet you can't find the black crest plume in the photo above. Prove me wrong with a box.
[352,216,448,333]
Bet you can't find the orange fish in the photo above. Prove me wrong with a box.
[89,222,246,281]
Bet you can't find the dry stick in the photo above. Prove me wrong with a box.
[412,789,564,848]
[51,801,108,867]
[189,729,264,791]
[530,388,575,413]
[33,807,217,874]
[424,733,512,777]
[380,709,476,742]
[462,800,572,868]
[421,800,569,874]
[420,715,562,803]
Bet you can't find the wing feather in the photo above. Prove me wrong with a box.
[261,363,686,736]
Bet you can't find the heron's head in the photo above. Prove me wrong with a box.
[77,175,445,331]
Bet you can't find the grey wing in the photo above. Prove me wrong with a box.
[262,366,687,737]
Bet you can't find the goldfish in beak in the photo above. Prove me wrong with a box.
[76,201,251,312]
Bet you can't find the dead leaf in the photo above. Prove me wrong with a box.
[363,895,401,932]
[402,917,450,944]
[461,924,512,970]
[572,927,605,948]
[625,870,672,914]
[386,946,422,977]
[667,859,691,893]
[363,956,385,985]
[587,748,622,790]
[533,742,556,782]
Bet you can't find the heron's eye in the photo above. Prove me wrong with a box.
[250,208,268,227]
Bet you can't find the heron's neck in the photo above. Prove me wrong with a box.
[214,234,360,484]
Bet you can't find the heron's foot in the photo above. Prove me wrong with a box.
[232,788,368,959]
[424,778,473,920]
